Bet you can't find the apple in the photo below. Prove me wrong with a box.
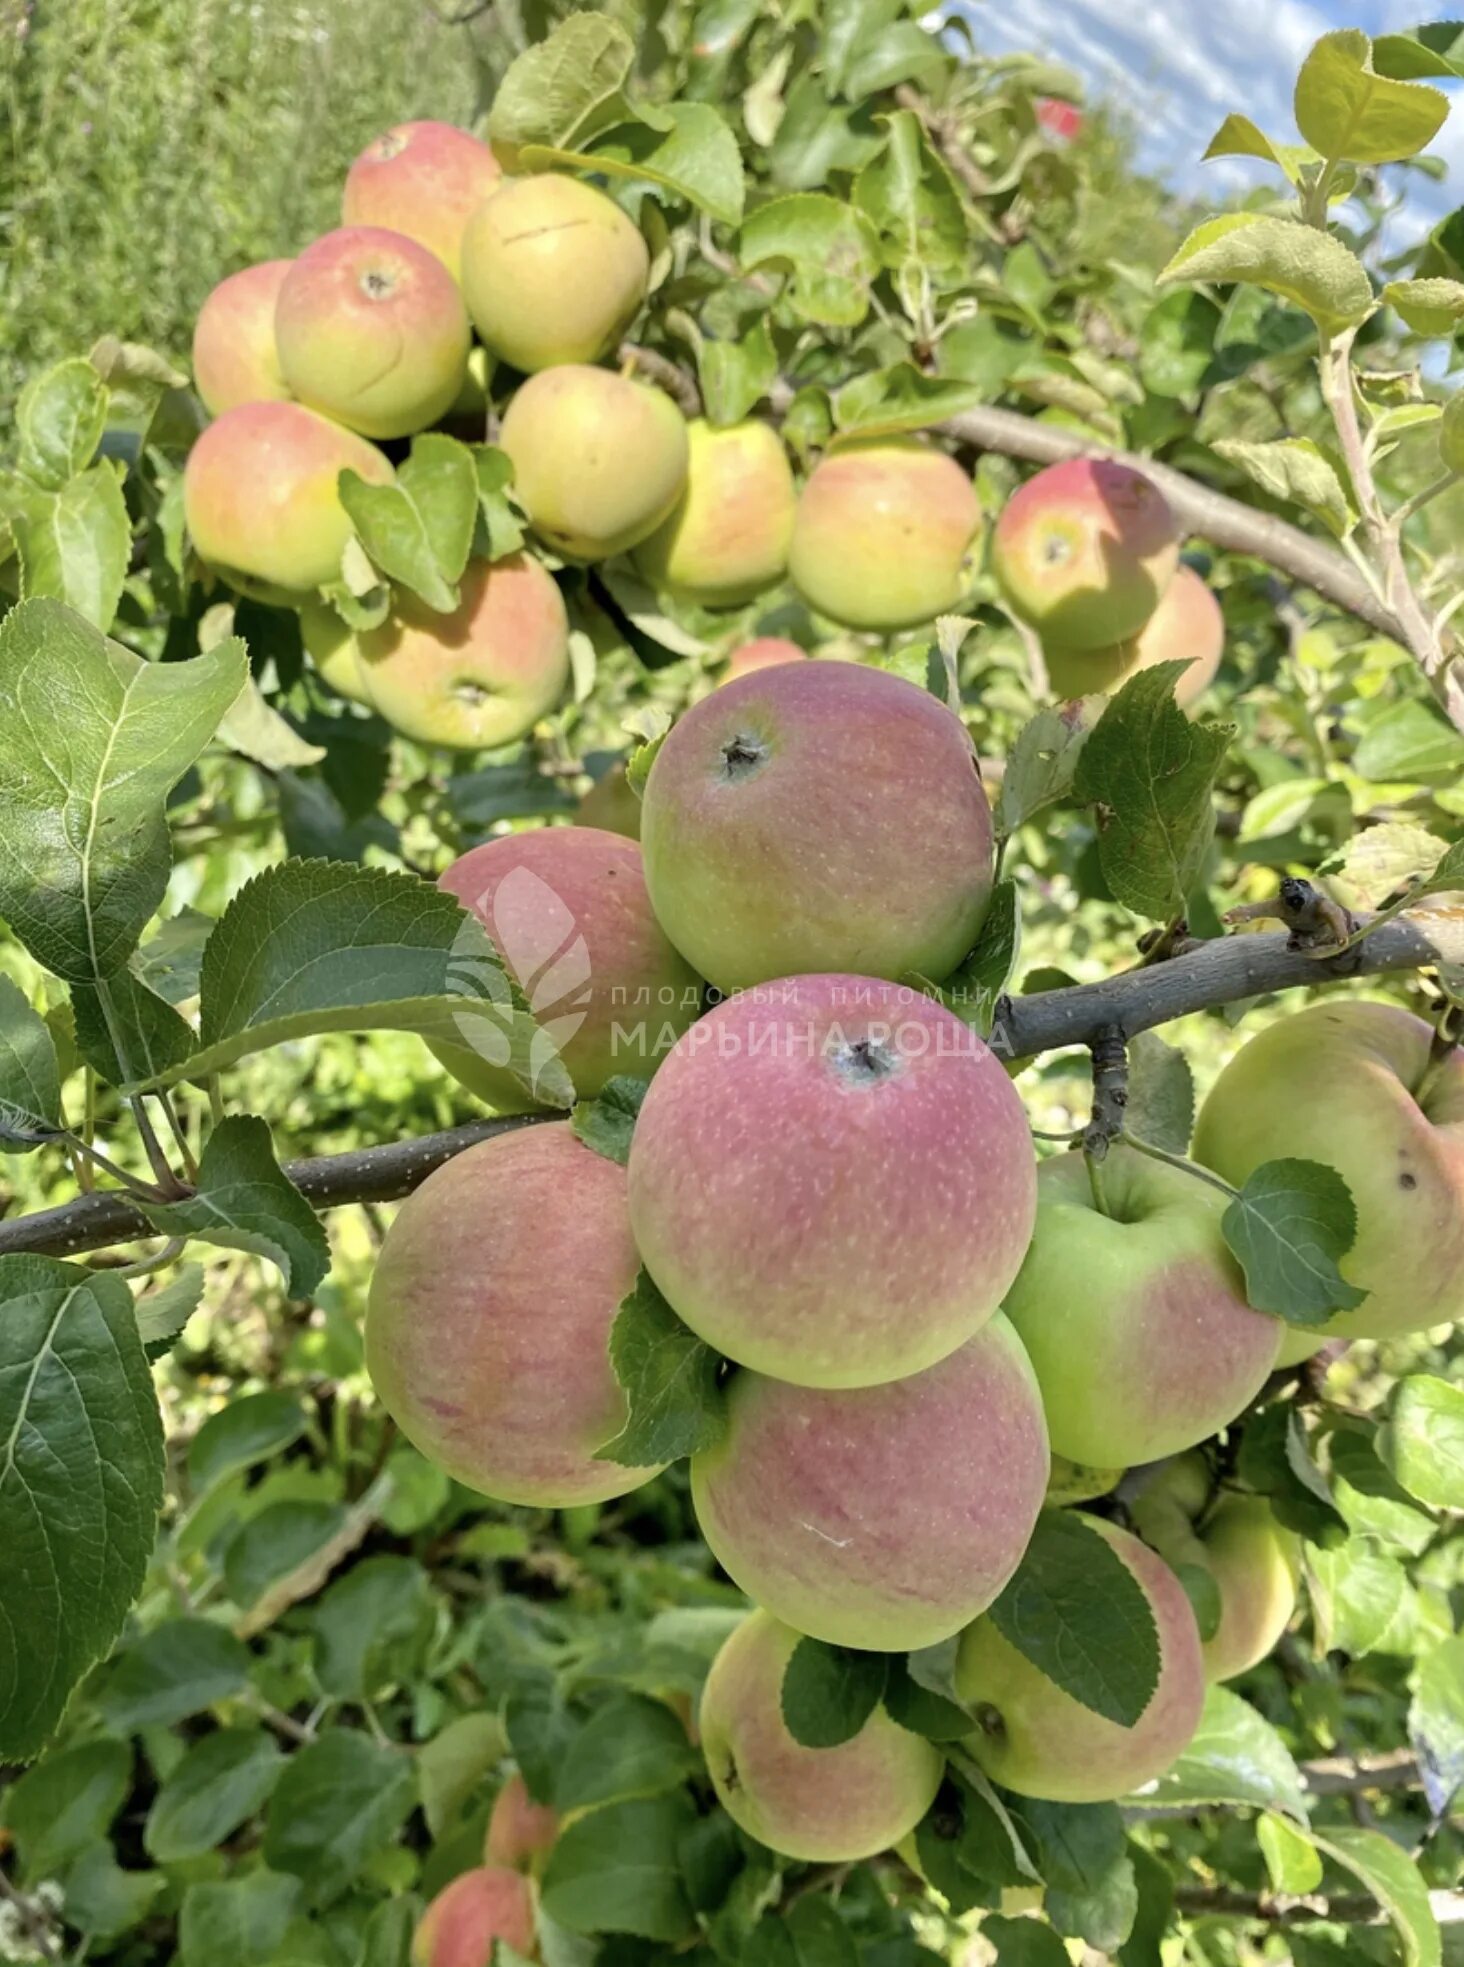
[343,120,502,280]
[720,637,808,683]
[191,260,292,416]
[956,1517,1205,1802]
[634,419,796,606]
[575,762,641,838]
[992,458,1180,652]
[1192,1000,1464,1340]
[484,1773,558,1875]
[412,1865,536,1967]
[365,1123,664,1506]
[346,554,570,750]
[1044,564,1223,707]
[498,367,689,561]
[274,225,470,439]
[629,972,1036,1387]
[300,600,372,704]
[788,439,981,629]
[183,401,392,598]
[698,1610,943,1861]
[690,1314,1049,1650]
[1001,1146,1280,1467]
[430,826,700,1111]
[639,662,995,993]
[461,174,649,372]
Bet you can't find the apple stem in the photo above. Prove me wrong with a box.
[1413,1003,1463,1111]
[1085,1148,1111,1217]
[1120,1129,1239,1202]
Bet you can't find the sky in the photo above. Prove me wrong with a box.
[962,0,1464,243]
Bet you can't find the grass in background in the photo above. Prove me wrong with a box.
[0,0,490,407]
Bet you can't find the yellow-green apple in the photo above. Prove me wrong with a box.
[635,419,796,605]
[720,637,808,683]
[300,600,372,704]
[698,1610,943,1861]
[788,439,981,629]
[575,762,641,839]
[274,225,470,439]
[349,554,570,750]
[993,458,1179,652]
[191,260,292,415]
[690,1315,1049,1650]
[412,1865,536,1967]
[956,1518,1204,1801]
[1001,1146,1280,1467]
[429,826,700,1110]
[499,367,688,561]
[1193,1000,1464,1340]
[1044,564,1223,707]
[366,1123,663,1505]
[630,973,1036,1388]
[183,401,392,598]
[343,120,502,280]
[461,174,648,371]
[640,662,994,992]
[484,1773,558,1875]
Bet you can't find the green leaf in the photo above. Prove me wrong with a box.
[1136,1685,1307,1818]
[95,1616,249,1731]
[309,1554,434,1701]
[524,104,745,227]
[852,110,965,276]
[144,1115,330,1296]
[487,11,635,152]
[1411,1633,1464,1816]
[925,879,1020,1037]
[470,444,527,561]
[17,358,108,489]
[0,600,246,983]
[1238,1404,1347,1545]
[556,1694,702,1812]
[339,435,478,613]
[1372,23,1464,81]
[698,317,779,428]
[983,1916,1070,1967]
[1384,276,1464,335]
[59,1844,163,1938]
[418,1712,505,1838]
[189,1389,307,1492]
[915,1762,1039,1914]
[1221,1157,1366,1325]
[1158,215,1374,337]
[740,194,882,327]
[1353,700,1464,781]
[882,1653,972,1740]
[223,1498,348,1610]
[168,859,564,1105]
[216,672,326,771]
[1140,290,1225,399]
[832,363,988,440]
[540,1792,697,1941]
[596,1268,724,1467]
[11,462,132,630]
[996,699,1103,833]
[780,1638,888,1748]
[1323,821,1451,908]
[178,1871,303,1967]
[1212,436,1355,538]
[136,1261,205,1358]
[262,1732,417,1909]
[0,975,62,1151]
[144,1728,285,1863]
[1417,837,1464,899]
[1381,1374,1464,1509]
[0,1254,164,1761]
[1258,1811,1324,1894]
[572,1075,651,1166]
[986,1511,1160,1728]
[1311,1825,1440,1967]
[1202,115,1316,185]
[1125,1032,1195,1157]
[1328,1425,1436,1555]
[4,1737,131,1878]
[1072,663,1233,922]
[1009,1798,1136,1952]
[1295,28,1448,165]
[1306,1537,1411,1656]
[71,970,195,1087]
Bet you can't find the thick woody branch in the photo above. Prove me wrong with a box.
[2,911,1461,1263]
[1173,1885,1464,1926]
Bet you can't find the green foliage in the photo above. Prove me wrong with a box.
[1220,1157,1368,1323]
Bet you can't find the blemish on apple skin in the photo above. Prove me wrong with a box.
[1400,1172,1418,1190]
[423,1395,463,1419]
[800,1520,853,1548]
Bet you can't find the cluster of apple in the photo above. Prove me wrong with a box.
[177,113,1232,762]
[363,638,1464,1947]
[412,1775,556,1967]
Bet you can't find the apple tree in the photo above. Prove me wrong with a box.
[0,7,1462,1965]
